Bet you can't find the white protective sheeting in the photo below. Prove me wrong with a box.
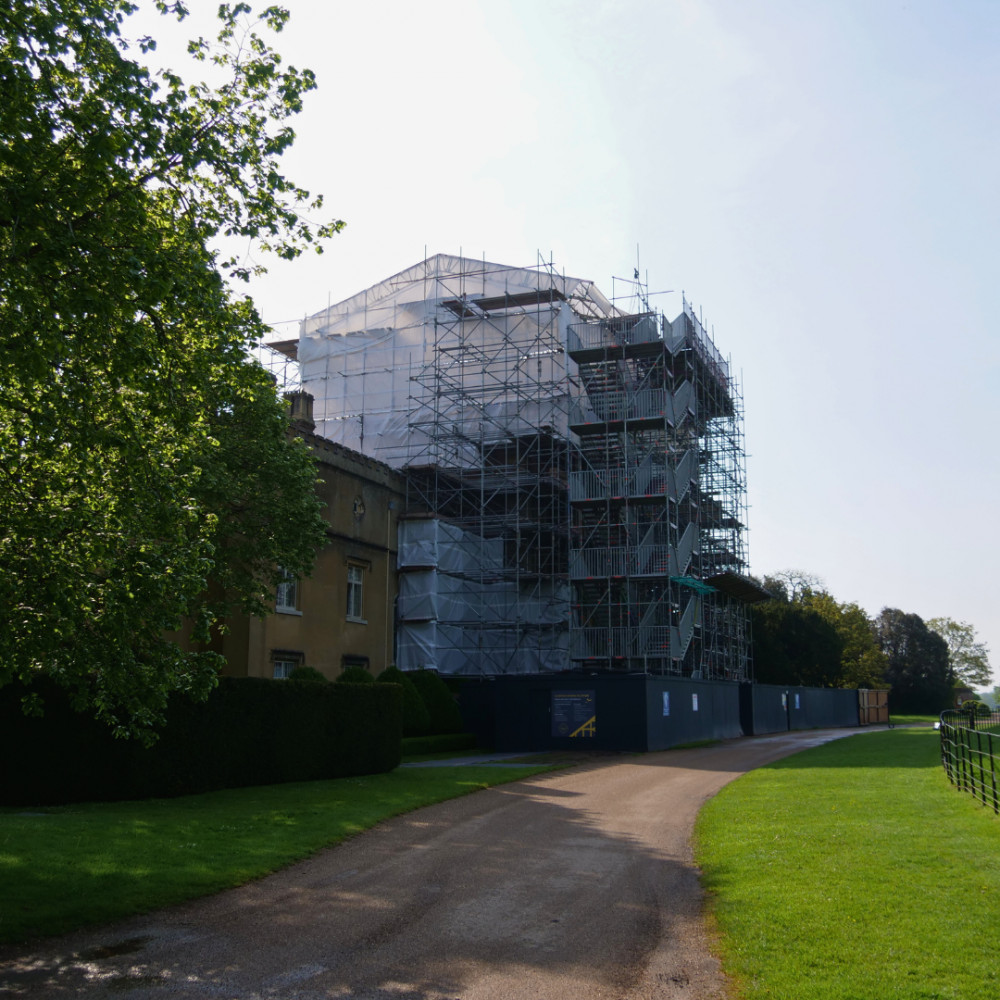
[398,570,571,625]
[298,322,431,462]
[397,519,503,575]
[397,622,569,674]
[295,256,621,675]
[397,622,468,673]
[296,255,618,467]
[396,516,571,674]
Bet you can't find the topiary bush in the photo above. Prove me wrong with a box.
[961,699,992,717]
[288,665,328,683]
[336,665,374,684]
[407,669,465,735]
[376,665,431,736]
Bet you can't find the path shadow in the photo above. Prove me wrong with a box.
[0,768,718,999]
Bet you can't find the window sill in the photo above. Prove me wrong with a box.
[276,607,303,616]
[346,616,368,625]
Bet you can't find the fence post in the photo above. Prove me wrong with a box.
[975,729,984,807]
[941,710,1000,813]
[941,718,955,784]
[956,721,965,789]
[990,731,999,815]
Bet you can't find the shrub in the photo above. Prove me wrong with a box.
[408,669,465,735]
[336,665,374,684]
[288,665,328,683]
[961,700,992,717]
[376,666,431,736]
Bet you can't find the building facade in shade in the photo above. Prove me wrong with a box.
[210,393,406,681]
[267,253,756,680]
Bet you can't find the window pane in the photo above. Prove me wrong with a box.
[347,565,364,619]
[276,568,298,611]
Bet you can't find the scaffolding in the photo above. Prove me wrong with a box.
[278,254,753,679]
[255,340,300,393]
[566,299,750,678]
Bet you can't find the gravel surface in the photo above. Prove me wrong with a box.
[0,728,859,999]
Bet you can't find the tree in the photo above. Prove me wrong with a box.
[800,591,888,689]
[751,600,844,688]
[752,572,887,689]
[926,618,992,688]
[1,2,341,738]
[759,569,824,603]
[874,609,953,714]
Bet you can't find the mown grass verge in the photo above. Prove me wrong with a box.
[889,713,939,726]
[401,733,478,756]
[0,763,554,946]
[695,728,1000,1000]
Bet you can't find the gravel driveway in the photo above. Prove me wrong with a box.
[0,729,858,999]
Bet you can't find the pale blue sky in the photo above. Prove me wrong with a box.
[133,1,1000,682]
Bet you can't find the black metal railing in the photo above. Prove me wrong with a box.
[940,709,1000,814]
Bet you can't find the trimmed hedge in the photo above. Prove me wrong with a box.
[288,665,328,683]
[0,676,401,806]
[959,699,991,717]
[376,666,431,737]
[401,732,478,756]
[335,665,375,684]
[407,669,464,734]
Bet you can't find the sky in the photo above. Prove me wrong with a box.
[130,1,1000,683]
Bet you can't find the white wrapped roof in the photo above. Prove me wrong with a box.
[299,253,616,341]
[295,255,619,466]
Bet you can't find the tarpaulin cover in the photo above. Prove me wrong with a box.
[397,621,569,674]
[398,569,570,625]
[294,255,619,467]
[398,519,503,575]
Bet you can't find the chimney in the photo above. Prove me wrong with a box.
[284,390,316,434]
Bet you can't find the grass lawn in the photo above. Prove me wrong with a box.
[695,728,1000,1000]
[0,763,555,946]
[888,714,939,726]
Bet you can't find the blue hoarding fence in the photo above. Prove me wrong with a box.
[458,675,882,753]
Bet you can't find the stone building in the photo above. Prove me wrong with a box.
[216,392,405,680]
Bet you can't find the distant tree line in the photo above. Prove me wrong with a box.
[750,570,992,714]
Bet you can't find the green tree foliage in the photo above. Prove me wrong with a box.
[759,569,824,604]
[0,2,342,738]
[751,600,844,687]
[752,572,885,688]
[926,617,992,688]
[875,609,953,714]
[800,591,888,689]
[754,571,989,702]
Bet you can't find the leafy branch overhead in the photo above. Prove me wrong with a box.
[0,1,341,739]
